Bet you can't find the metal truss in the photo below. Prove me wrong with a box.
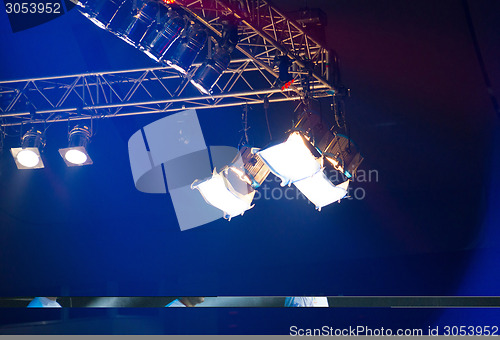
[0,0,339,128]
[178,0,337,88]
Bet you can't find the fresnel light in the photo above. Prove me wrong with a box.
[192,147,270,220]
[190,17,239,95]
[191,102,364,218]
[258,110,363,211]
[58,125,93,167]
[10,128,45,169]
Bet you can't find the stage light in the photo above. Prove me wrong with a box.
[58,126,93,167]
[121,0,160,47]
[165,23,207,74]
[192,168,255,220]
[190,50,230,94]
[142,10,185,62]
[294,112,364,179]
[78,0,128,31]
[228,146,271,188]
[257,131,322,186]
[190,20,238,94]
[192,147,270,220]
[106,0,135,36]
[294,172,349,211]
[10,128,45,169]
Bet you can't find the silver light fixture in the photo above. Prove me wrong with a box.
[10,128,45,169]
[58,125,93,167]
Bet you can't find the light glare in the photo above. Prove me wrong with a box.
[294,173,349,210]
[257,132,321,186]
[16,149,40,168]
[192,170,255,220]
[65,149,88,165]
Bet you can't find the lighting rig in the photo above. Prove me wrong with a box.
[0,0,364,222]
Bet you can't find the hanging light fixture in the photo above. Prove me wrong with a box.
[294,111,363,179]
[256,108,363,210]
[142,9,185,62]
[190,49,230,95]
[10,128,45,169]
[293,172,349,211]
[58,126,93,167]
[78,0,128,31]
[257,131,322,186]
[190,18,238,94]
[164,22,207,74]
[121,0,160,47]
[192,147,270,220]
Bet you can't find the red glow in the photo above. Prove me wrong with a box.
[281,78,295,91]
[163,0,175,4]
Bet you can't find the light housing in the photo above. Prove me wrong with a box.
[142,10,184,62]
[78,0,127,31]
[294,112,363,179]
[121,0,160,47]
[10,128,45,169]
[257,131,322,186]
[58,126,93,167]
[190,20,238,94]
[165,23,207,74]
[190,50,230,94]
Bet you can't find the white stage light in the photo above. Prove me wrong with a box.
[257,131,321,186]
[16,149,40,168]
[192,168,255,220]
[294,172,349,210]
[59,126,93,167]
[10,128,45,169]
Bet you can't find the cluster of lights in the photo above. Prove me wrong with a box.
[10,126,93,170]
[77,0,238,94]
[191,112,364,219]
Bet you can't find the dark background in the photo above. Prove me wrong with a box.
[0,0,499,332]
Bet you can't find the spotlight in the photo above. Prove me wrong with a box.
[192,168,255,220]
[257,131,322,186]
[294,112,363,179]
[294,172,349,211]
[165,23,207,74]
[190,20,238,94]
[10,128,45,169]
[192,147,270,220]
[190,50,230,94]
[78,0,127,31]
[142,9,185,62]
[58,126,93,167]
[106,0,136,36]
[121,0,160,47]
[257,126,355,210]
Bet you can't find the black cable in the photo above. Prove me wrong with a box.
[461,0,500,119]
[263,97,272,141]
